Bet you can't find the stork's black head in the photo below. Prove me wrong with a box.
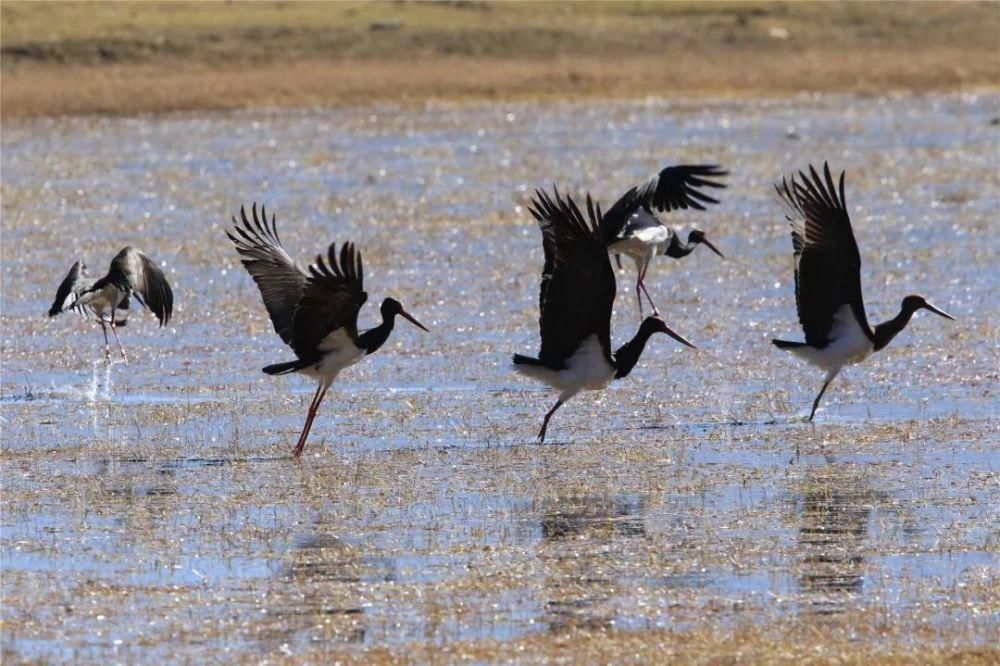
[901,295,955,320]
[641,316,697,349]
[687,229,725,258]
[381,297,430,331]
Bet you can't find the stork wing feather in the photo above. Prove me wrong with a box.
[602,164,727,242]
[291,242,367,359]
[529,187,625,368]
[635,164,728,213]
[108,247,174,326]
[775,162,868,347]
[227,203,308,346]
[600,186,643,242]
[49,260,93,316]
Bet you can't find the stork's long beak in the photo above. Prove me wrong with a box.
[700,236,726,259]
[400,309,430,332]
[922,301,955,321]
[662,323,697,349]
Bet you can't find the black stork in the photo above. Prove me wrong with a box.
[513,187,696,443]
[227,203,428,458]
[603,164,727,317]
[773,163,955,421]
[48,247,174,363]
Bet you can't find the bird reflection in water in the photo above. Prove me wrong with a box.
[259,525,379,648]
[794,461,887,616]
[539,493,645,633]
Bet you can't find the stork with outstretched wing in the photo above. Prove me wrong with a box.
[48,247,173,364]
[228,203,428,458]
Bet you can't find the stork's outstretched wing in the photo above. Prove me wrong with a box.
[636,164,728,213]
[602,164,727,243]
[529,188,630,368]
[227,203,308,345]
[775,162,868,347]
[49,260,92,317]
[108,247,174,326]
[291,242,368,359]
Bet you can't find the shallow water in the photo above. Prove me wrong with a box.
[2,92,998,661]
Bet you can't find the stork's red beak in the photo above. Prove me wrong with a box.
[923,301,955,321]
[701,236,725,259]
[662,322,697,349]
[400,309,429,332]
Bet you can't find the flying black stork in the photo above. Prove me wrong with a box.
[603,164,728,317]
[228,203,429,458]
[773,163,955,421]
[48,248,174,363]
[513,187,696,443]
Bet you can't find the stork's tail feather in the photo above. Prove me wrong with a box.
[772,339,808,349]
[512,354,544,366]
[263,359,312,375]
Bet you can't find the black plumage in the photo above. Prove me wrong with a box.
[513,187,696,443]
[602,164,728,242]
[48,247,173,363]
[602,164,727,317]
[773,163,955,420]
[228,203,428,458]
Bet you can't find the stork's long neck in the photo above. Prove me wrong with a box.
[358,313,395,354]
[613,324,659,379]
[872,303,917,352]
[662,234,694,258]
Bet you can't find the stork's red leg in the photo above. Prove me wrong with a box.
[639,281,660,317]
[537,400,564,443]
[109,320,128,364]
[293,384,329,458]
[809,377,834,421]
[634,276,644,318]
[99,321,112,364]
[637,263,659,316]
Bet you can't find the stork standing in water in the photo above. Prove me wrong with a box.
[773,163,955,421]
[603,164,727,317]
[228,204,428,458]
[513,187,696,443]
[48,248,174,363]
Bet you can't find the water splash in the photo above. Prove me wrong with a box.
[86,360,115,402]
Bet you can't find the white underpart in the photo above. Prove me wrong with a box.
[300,327,366,384]
[513,334,616,402]
[75,287,119,321]
[607,227,672,291]
[607,226,671,263]
[786,304,875,381]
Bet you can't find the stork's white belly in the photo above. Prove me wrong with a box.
[790,304,874,371]
[607,233,663,262]
[514,335,616,400]
[300,327,366,381]
[77,287,118,316]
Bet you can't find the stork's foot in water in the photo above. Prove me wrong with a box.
[292,384,328,458]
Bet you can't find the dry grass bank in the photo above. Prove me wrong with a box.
[2,1,998,118]
[343,630,1000,666]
